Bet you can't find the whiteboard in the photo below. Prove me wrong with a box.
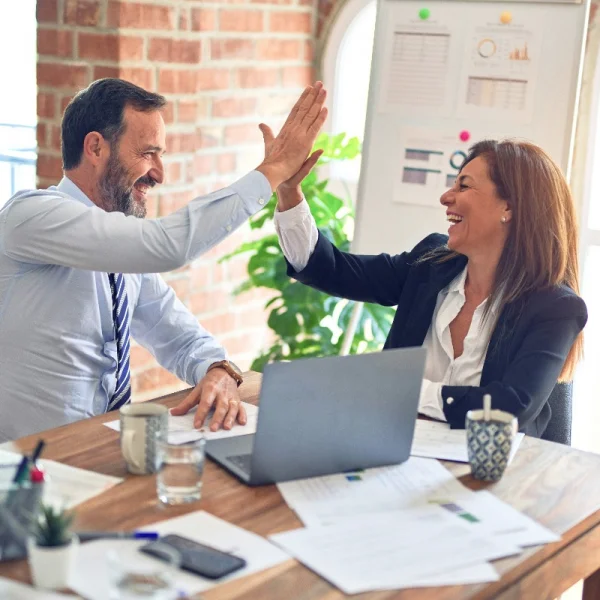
[352,0,589,255]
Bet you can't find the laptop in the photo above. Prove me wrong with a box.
[205,347,426,486]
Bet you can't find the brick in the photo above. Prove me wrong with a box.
[61,95,75,114]
[130,344,156,370]
[131,368,158,394]
[194,154,214,175]
[168,276,191,299]
[212,97,256,118]
[107,2,176,30]
[201,313,236,336]
[37,63,88,90]
[37,123,48,150]
[37,0,58,23]
[258,93,297,116]
[216,153,236,174]
[191,265,211,289]
[158,69,198,95]
[148,38,201,64]
[165,161,182,183]
[210,39,254,61]
[198,127,222,148]
[79,34,144,61]
[37,154,63,179]
[197,69,230,91]
[51,125,62,149]
[269,11,312,33]
[93,66,154,90]
[37,93,56,119]
[165,132,198,153]
[237,67,279,88]
[179,9,190,31]
[224,123,260,145]
[178,100,199,123]
[256,39,301,60]
[223,333,258,356]
[220,10,263,32]
[258,94,298,116]
[282,65,313,88]
[64,0,101,26]
[162,102,175,124]
[189,289,231,314]
[235,307,268,329]
[38,29,73,58]
[304,40,314,61]
[191,9,216,31]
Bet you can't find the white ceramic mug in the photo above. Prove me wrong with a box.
[119,404,168,475]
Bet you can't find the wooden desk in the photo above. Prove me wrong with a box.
[2,371,600,599]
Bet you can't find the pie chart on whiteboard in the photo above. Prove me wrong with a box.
[477,38,496,58]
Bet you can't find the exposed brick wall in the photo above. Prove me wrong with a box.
[36,0,317,400]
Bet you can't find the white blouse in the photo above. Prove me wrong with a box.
[274,200,497,421]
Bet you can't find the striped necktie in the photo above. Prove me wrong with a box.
[107,273,132,411]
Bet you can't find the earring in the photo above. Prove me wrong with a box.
[501,216,507,223]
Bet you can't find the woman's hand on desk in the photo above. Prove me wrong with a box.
[170,369,247,431]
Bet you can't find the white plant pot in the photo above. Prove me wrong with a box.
[27,535,79,590]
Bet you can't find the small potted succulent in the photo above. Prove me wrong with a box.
[27,503,78,590]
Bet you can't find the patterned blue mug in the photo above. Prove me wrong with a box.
[466,409,518,482]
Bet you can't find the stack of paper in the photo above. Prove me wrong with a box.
[0,449,122,510]
[274,457,559,592]
[411,419,525,463]
[70,510,290,600]
[103,401,258,444]
[0,576,74,599]
[277,456,471,526]
[270,506,519,594]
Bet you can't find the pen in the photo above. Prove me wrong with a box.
[30,439,46,464]
[11,455,30,484]
[76,531,160,542]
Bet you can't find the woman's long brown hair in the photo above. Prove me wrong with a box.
[434,139,583,381]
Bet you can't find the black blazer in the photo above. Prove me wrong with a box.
[287,233,588,437]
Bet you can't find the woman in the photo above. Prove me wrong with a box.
[273,139,587,438]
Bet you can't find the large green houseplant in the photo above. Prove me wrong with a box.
[222,133,395,372]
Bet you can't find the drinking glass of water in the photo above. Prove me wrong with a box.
[107,543,181,600]
[156,437,206,505]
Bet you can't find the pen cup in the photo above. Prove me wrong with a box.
[0,465,44,561]
[466,409,518,482]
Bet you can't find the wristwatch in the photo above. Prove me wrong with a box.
[206,360,244,387]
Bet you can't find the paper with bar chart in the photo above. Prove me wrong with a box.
[393,126,498,207]
[456,13,542,123]
[377,3,454,115]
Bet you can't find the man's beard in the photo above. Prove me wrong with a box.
[98,152,154,218]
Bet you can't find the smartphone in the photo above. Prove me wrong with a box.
[140,534,247,580]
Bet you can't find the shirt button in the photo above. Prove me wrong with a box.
[446,397,454,405]
[258,197,265,205]
[226,224,232,232]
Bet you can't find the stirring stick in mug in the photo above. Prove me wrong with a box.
[483,394,492,421]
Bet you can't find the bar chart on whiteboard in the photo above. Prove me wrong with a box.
[456,18,541,122]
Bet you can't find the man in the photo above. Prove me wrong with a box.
[0,78,327,442]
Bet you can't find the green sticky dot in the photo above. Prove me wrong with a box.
[419,8,430,20]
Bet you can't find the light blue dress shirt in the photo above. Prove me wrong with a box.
[0,171,271,442]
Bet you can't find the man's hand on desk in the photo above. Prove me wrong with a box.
[170,368,247,431]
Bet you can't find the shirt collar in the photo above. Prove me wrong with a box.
[55,177,95,208]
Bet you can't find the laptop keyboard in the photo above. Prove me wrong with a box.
[226,453,252,475]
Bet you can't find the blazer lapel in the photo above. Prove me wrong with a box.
[400,255,467,347]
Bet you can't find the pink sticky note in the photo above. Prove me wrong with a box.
[459,130,470,142]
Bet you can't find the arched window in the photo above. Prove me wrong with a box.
[321,0,376,193]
